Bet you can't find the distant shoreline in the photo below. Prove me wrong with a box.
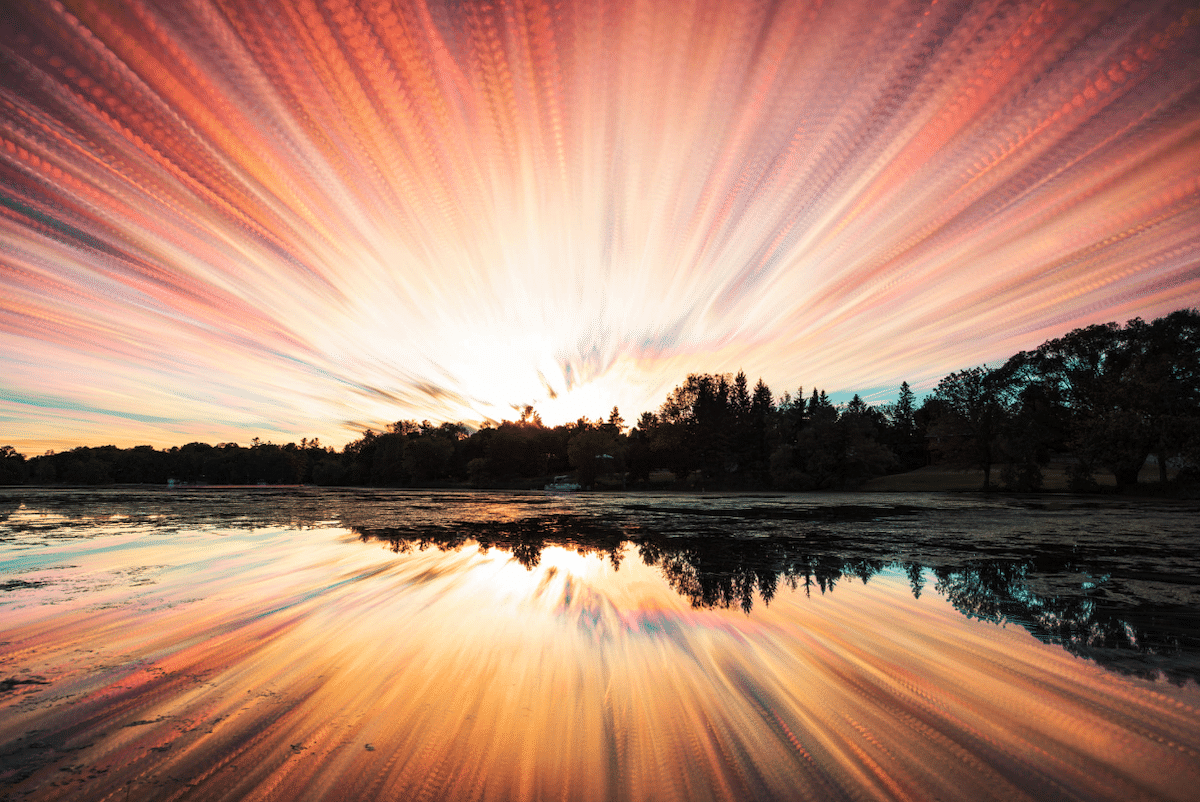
[3,466,1194,499]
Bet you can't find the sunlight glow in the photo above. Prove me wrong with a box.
[536,547,609,579]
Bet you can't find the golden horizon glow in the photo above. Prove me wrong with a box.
[2,0,1199,452]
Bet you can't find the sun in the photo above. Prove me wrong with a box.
[533,382,618,426]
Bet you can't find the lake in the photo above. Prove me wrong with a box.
[1,488,1198,801]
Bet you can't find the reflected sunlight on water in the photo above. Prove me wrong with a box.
[1,491,1198,801]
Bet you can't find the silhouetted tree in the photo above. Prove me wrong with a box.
[0,446,26,485]
[567,422,620,489]
[884,382,925,470]
[1137,310,1200,481]
[929,367,1006,489]
[626,414,655,485]
[792,389,843,488]
[747,378,774,487]
[1028,318,1164,489]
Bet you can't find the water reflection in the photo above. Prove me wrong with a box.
[3,488,1198,682]
[346,503,1200,684]
[2,489,1199,801]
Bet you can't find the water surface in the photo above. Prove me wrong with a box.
[1,488,1198,801]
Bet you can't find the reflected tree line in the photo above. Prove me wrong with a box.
[2,308,1197,492]
[354,517,1198,683]
[1,487,1194,681]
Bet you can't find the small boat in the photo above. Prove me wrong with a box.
[544,475,581,491]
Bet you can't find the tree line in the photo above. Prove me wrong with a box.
[1,308,1196,492]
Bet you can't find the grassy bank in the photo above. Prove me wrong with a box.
[860,463,1181,492]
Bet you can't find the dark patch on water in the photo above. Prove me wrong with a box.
[623,503,924,521]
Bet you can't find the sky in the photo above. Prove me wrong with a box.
[1,0,1199,453]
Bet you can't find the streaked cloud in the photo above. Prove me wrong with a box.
[1,0,1198,451]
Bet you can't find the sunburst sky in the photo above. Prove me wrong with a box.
[2,0,1199,452]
